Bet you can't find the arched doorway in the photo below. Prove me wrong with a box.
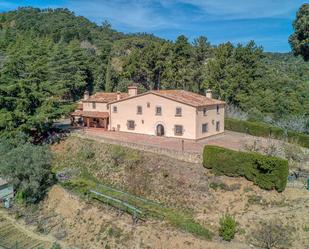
[156,124,165,136]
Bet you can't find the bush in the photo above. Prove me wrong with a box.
[249,219,294,249]
[225,118,309,148]
[219,214,237,241]
[203,145,289,192]
[110,145,126,166]
[51,242,61,249]
[287,130,309,148]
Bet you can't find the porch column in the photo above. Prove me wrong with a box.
[86,117,90,128]
[103,118,107,130]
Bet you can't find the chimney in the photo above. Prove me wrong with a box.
[84,90,90,100]
[117,91,121,100]
[206,89,212,99]
[128,85,138,97]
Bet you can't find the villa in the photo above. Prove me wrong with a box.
[71,86,225,140]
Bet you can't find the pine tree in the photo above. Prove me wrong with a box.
[105,58,113,91]
[0,35,73,138]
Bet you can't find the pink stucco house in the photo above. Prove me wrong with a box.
[71,86,225,140]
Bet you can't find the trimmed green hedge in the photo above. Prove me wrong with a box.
[203,145,289,192]
[225,118,309,148]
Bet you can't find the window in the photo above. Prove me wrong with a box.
[174,125,183,136]
[147,102,150,108]
[203,108,207,116]
[137,105,142,114]
[217,105,220,114]
[216,121,220,131]
[202,123,208,133]
[92,102,96,109]
[156,106,162,115]
[127,120,135,130]
[113,106,117,113]
[175,107,182,116]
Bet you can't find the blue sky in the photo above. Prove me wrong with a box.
[0,0,306,52]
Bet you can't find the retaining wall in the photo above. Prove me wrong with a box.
[72,131,202,164]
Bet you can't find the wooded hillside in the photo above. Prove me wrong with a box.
[0,7,308,138]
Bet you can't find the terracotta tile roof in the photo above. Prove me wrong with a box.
[83,92,129,103]
[151,90,225,107]
[71,111,109,118]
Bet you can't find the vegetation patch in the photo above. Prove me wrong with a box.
[62,178,213,240]
[247,195,264,205]
[209,181,240,191]
[218,214,237,241]
[303,225,309,232]
[249,219,294,249]
[0,214,51,249]
[225,118,309,148]
[0,137,55,204]
[203,145,289,192]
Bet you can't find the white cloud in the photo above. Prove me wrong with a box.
[165,0,306,20]
[67,0,176,30]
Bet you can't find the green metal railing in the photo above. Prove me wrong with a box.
[89,190,143,220]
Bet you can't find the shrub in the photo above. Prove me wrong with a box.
[219,214,237,241]
[209,181,240,191]
[78,146,95,159]
[209,182,228,191]
[247,107,264,122]
[110,145,126,166]
[249,219,294,249]
[247,195,263,205]
[203,145,289,192]
[287,130,309,148]
[303,225,309,232]
[51,242,61,249]
[225,118,309,148]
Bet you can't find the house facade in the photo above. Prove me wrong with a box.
[71,86,225,140]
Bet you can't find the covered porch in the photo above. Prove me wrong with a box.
[70,111,109,130]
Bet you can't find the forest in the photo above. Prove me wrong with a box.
[0,7,308,139]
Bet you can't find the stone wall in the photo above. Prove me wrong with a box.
[72,132,202,164]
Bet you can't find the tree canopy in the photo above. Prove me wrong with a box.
[0,138,54,204]
[289,4,309,61]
